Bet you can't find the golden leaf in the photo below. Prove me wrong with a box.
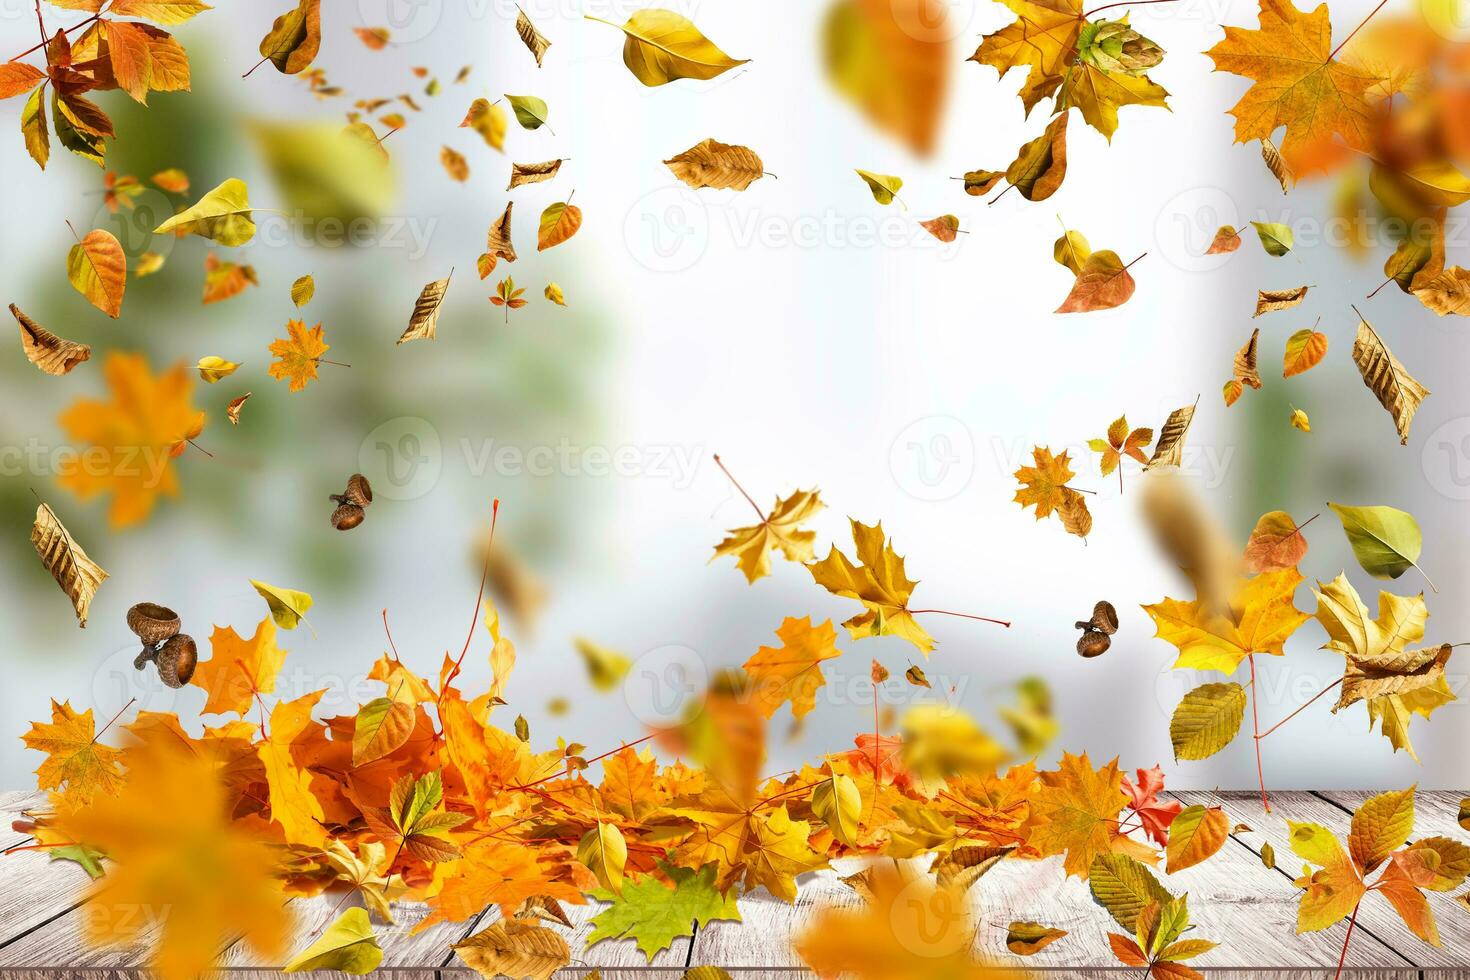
[480,202,516,277]
[226,391,251,424]
[508,158,564,190]
[1006,112,1068,201]
[1412,266,1470,316]
[459,98,507,150]
[742,616,842,720]
[268,319,329,391]
[1205,225,1241,254]
[23,699,123,802]
[664,138,765,191]
[1351,314,1429,445]
[712,486,824,583]
[808,518,935,656]
[1145,568,1310,674]
[290,273,314,306]
[260,0,320,74]
[1056,249,1135,313]
[399,273,451,344]
[196,355,239,383]
[1283,328,1328,377]
[440,145,469,182]
[537,201,582,251]
[11,303,90,375]
[452,918,570,980]
[515,5,552,66]
[543,282,566,306]
[155,178,256,246]
[66,228,126,318]
[1145,401,1197,470]
[1253,285,1308,316]
[586,10,747,86]
[192,616,288,716]
[1261,135,1292,190]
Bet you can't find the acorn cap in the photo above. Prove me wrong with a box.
[332,502,365,530]
[156,634,197,688]
[1076,630,1111,658]
[344,473,373,507]
[1088,600,1119,634]
[126,603,181,646]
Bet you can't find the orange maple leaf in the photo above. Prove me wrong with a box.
[1206,0,1378,179]
[57,352,204,528]
[191,616,289,716]
[742,616,842,720]
[1027,751,1136,879]
[419,839,583,932]
[267,319,329,392]
[22,699,124,805]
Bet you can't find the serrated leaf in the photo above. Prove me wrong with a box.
[452,918,568,980]
[290,274,314,307]
[1090,852,1173,932]
[1169,682,1246,761]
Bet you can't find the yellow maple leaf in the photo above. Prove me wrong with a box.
[1143,567,1311,674]
[668,787,823,902]
[257,691,327,848]
[268,319,330,392]
[57,352,204,528]
[22,699,124,805]
[56,747,292,980]
[1013,446,1078,520]
[192,616,289,716]
[742,617,842,720]
[1027,752,1131,879]
[712,487,824,583]
[419,839,583,932]
[808,518,934,656]
[970,0,1085,116]
[1205,0,1378,179]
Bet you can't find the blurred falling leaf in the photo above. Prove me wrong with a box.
[251,122,395,226]
[544,282,566,306]
[575,638,632,692]
[151,168,189,193]
[352,27,390,51]
[196,356,239,383]
[460,98,507,151]
[441,145,469,182]
[203,253,258,305]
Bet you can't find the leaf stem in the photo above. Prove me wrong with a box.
[1248,654,1270,813]
[438,499,499,705]
[712,454,766,521]
[1255,677,1342,740]
[1329,0,1390,60]
[1332,900,1361,980]
[92,697,136,744]
[1083,0,1180,17]
[1365,277,1392,299]
[382,608,401,662]
[242,56,268,78]
[9,13,97,63]
[908,608,1012,628]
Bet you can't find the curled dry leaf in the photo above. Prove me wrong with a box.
[1253,285,1308,316]
[822,0,950,157]
[1261,135,1292,191]
[918,214,960,243]
[480,202,517,278]
[543,282,565,306]
[537,202,582,251]
[67,228,127,318]
[515,6,552,66]
[1243,510,1311,574]
[904,664,930,688]
[1283,327,1328,377]
[1145,400,1197,470]
[1014,446,1091,540]
[664,138,765,191]
[399,273,452,344]
[586,10,748,86]
[962,169,1004,196]
[1006,112,1068,201]
[452,917,570,980]
[32,502,109,628]
[1351,314,1428,445]
[1223,327,1262,407]
[197,356,240,383]
[1056,249,1136,314]
[1005,921,1068,955]
[855,169,903,205]
[1411,266,1470,316]
[11,303,90,375]
[508,159,564,191]
[440,146,469,182]
[260,0,321,74]
[1206,225,1242,254]
[226,391,252,425]
[1290,407,1310,432]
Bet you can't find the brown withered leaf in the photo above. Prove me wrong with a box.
[1145,400,1198,470]
[1056,249,1136,314]
[664,138,765,191]
[932,844,1012,892]
[904,664,930,688]
[1385,209,1443,293]
[1206,225,1242,254]
[1337,642,1453,713]
[962,169,1004,196]
[1007,112,1067,201]
[1351,314,1429,444]
[11,304,90,376]
[452,918,569,980]
[1261,136,1292,191]
[1412,266,1470,316]
[479,202,516,279]
[515,6,552,67]
[1057,488,1093,539]
[32,502,108,628]
[507,159,564,191]
[398,272,452,344]
[918,215,960,243]
[1224,328,1263,406]
[1243,510,1311,574]
[821,0,949,157]
[226,392,252,425]
[1253,285,1309,316]
[441,146,469,182]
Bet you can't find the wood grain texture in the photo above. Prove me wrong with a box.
[1175,789,1470,970]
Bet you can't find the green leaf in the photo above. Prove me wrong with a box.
[352,696,415,766]
[1089,853,1172,932]
[854,168,903,205]
[1169,682,1246,761]
[1327,503,1430,585]
[810,773,861,847]
[1251,220,1293,256]
[250,579,314,632]
[587,861,741,961]
[49,843,105,879]
[155,178,257,246]
[284,908,382,974]
[505,94,550,130]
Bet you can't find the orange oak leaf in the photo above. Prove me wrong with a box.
[267,319,329,392]
[192,616,289,716]
[56,352,203,528]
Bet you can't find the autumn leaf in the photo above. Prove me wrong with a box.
[1223,327,1263,406]
[1006,112,1068,201]
[1028,752,1130,879]
[490,276,527,320]
[587,860,741,960]
[1206,0,1376,180]
[919,214,961,242]
[585,10,748,86]
[1206,225,1242,254]
[1243,510,1312,573]
[1170,682,1247,760]
[577,821,628,895]
[1166,805,1229,872]
[1283,327,1328,376]
[711,473,824,583]
[318,840,406,923]
[537,201,581,250]
[452,918,569,980]
[1351,314,1429,445]
[855,168,903,205]
[259,0,321,74]
[155,177,256,246]
[1121,765,1182,847]
[203,252,258,304]
[505,93,551,130]
[1088,415,1152,490]
[196,355,239,383]
[66,227,126,318]
[440,145,469,182]
[1006,921,1068,955]
[1014,446,1091,539]
[399,273,451,343]
[480,202,516,277]
[1291,406,1311,432]
[1144,567,1310,674]
[30,502,108,627]
[1144,401,1197,470]
[258,691,327,847]
[508,158,564,190]
[515,6,552,66]
[362,771,468,863]
[192,616,288,715]
[268,319,329,391]
[284,907,381,974]
[23,699,124,804]
[742,616,842,720]
[1254,285,1309,316]
[665,138,765,190]
[808,518,935,655]
[460,98,507,150]
[1056,247,1137,313]
[544,282,566,306]
[12,303,89,376]
[1252,220,1293,256]
[226,391,251,424]
[57,352,202,528]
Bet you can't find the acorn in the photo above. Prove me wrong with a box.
[155,634,198,688]
[1074,600,1119,635]
[1077,630,1112,658]
[332,502,366,530]
[126,602,181,647]
[330,473,373,507]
